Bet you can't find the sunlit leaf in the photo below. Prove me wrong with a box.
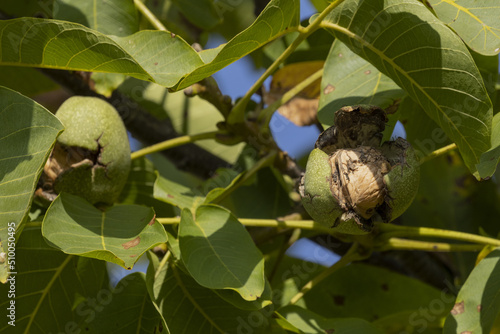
[322,0,492,177]
[0,86,63,282]
[154,172,203,210]
[42,193,167,269]
[0,227,108,333]
[428,0,500,55]
[179,205,265,301]
[0,0,299,90]
[318,39,405,125]
[444,248,500,334]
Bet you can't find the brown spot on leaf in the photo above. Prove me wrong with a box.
[130,254,137,258]
[477,304,482,312]
[154,62,158,66]
[451,301,465,315]
[122,237,141,250]
[149,214,156,226]
[167,194,174,198]
[170,33,176,38]
[325,330,335,334]
[381,283,389,291]
[324,84,335,95]
[338,53,343,57]
[333,295,345,306]
[364,70,371,75]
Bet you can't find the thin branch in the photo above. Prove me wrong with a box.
[379,238,486,252]
[419,143,457,164]
[378,224,500,247]
[39,68,230,179]
[229,0,345,124]
[131,131,218,160]
[184,77,233,119]
[134,0,167,31]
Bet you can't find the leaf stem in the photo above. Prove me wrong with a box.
[228,0,345,124]
[131,131,218,160]
[378,224,500,247]
[134,0,167,31]
[157,216,327,231]
[379,238,486,252]
[288,242,365,305]
[257,68,324,125]
[419,143,457,164]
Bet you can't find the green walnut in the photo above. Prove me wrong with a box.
[299,105,419,235]
[36,96,131,206]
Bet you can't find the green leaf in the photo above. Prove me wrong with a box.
[398,95,452,160]
[118,157,175,217]
[428,0,500,55]
[0,0,299,90]
[318,39,405,126]
[301,263,453,322]
[147,259,272,334]
[0,227,108,333]
[444,248,500,334]
[166,0,301,90]
[471,51,499,103]
[477,112,500,178]
[42,193,167,269]
[53,0,139,37]
[402,150,500,279]
[278,305,385,334]
[53,0,139,97]
[171,0,221,30]
[0,18,153,80]
[154,172,203,210]
[206,167,294,219]
[0,0,54,18]
[0,66,58,96]
[86,272,163,333]
[179,205,265,301]
[214,277,273,311]
[322,0,492,176]
[0,86,63,281]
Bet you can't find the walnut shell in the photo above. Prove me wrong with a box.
[299,105,419,234]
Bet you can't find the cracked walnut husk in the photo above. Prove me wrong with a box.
[35,96,131,206]
[299,105,419,235]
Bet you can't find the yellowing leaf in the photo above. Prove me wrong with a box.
[265,61,324,126]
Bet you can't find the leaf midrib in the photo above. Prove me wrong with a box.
[189,211,250,296]
[171,263,224,334]
[440,0,500,41]
[321,21,479,161]
[24,255,74,334]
